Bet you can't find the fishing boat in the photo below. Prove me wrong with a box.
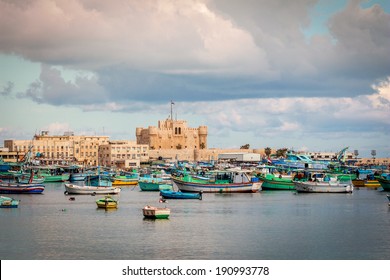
[96,196,118,209]
[0,196,20,208]
[258,173,295,190]
[142,205,170,219]
[377,173,390,191]
[294,180,353,193]
[160,189,202,200]
[112,172,139,186]
[29,166,70,182]
[0,182,45,194]
[352,170,380,188]
[64,183,121,195]
[138,177,173,191]
[172,170,261,193]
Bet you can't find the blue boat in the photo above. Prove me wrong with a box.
[160,190,202,200]
[0,182,45,194]
[0,196,20,208]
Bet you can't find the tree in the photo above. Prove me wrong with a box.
[240,144,250,149]
[264,147,272,157]
[275,148,288,158]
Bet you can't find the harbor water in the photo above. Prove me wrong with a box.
[1,183,389,260]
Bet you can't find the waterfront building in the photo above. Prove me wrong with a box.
[136,118,208,150]
[4,131,109,165]
[98,140,149,169]
[218,152,261,162]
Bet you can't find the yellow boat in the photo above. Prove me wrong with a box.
[112,174,139,186]
[96,196,118,209]
[352,179,380,188]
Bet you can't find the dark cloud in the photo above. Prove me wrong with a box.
[0,81,14,96]
[2,0,389,107]
[17,65,108,106]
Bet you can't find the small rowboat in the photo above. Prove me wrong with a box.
[96,196,118,209]
[160,190,202,200]
[142,205,170,219]
[0,196,20,208]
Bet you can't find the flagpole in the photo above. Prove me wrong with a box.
[170,100,174,122]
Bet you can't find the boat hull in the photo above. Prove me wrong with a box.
[378,177,390,191]
[43,174,70,182]
[0,196,20,208]
[172,177,261,193]
[0,183,45,194]
[160,190,202,199]
[64,183,121,195]
[294,181,353,193]
[142,206,170,219]
[352,179,380,188]
[96,196,118,209]
[138,181,173,191]
[259,174,295,190]
[112,179,138,186]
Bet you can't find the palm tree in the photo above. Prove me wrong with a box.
[264,147,272,157]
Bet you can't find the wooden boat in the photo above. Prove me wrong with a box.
[16,175,45,184]
[0,182,45,194]
[29,166,70,182]
[160,189,202,200]
[172,170,261,193]
[258,173,295,190]
[112,173,139,186]
[64,183,121,195]
[0,196,20,208]
[352,172,380,188]
[377,173,390,191]
[138,177,173,191]
[96,196,118,209]
[142,205,170,219]
[294,180,353,193]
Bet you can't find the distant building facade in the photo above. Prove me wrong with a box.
[136,119,208,150]
[4,131,109,165]
[98,140,149,169]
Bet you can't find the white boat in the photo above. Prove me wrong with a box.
[64,183,121,195]
[294,180,353,193]
[142,205,170,219]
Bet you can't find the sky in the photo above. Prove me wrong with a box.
[0,0,389,158]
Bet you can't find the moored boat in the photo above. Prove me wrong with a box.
[0,196,20,208]
[377,173,390,191]
[142,205,170,219]
[160,189,202,200]
[172,170,261,193]
[0,182,45,194]
[112,173,139,186]
[96,195,118,209]
[138,177,173,191]
[258,173,295,190]
[64,183,121,195]
[294,180,353,193]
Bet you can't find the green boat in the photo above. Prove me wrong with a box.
[30,167,70,182]
[377,173,390,191]
[142,205,170,219]
[138,178,173,191]
[258,173,295,190]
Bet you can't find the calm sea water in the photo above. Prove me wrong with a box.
[0,183,389,260]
